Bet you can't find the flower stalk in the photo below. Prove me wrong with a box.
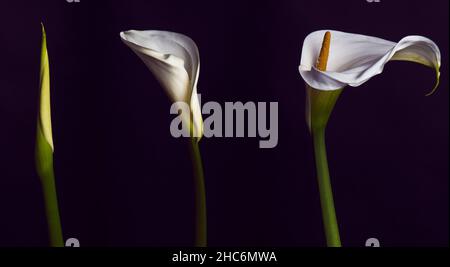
[312,128,341,247]
[189,137,207,247]
[189,113,207,247]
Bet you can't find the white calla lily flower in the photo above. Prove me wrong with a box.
[120,30,203,139]
[121,30,208,246]
[298,30,442,247]
[299,30,441,94]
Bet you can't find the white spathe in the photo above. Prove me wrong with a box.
[120,30,203,138]
[299,30,441,93]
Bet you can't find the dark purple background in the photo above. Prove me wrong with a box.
[0,0,448,247]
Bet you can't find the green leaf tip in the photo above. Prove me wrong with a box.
[41,22,46,36]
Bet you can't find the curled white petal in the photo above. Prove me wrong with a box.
[299,30,441,92]
[120,30,203,138]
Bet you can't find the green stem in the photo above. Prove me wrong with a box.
[313,129,341,247]
[188,137,207,247]
[41,168,64,247]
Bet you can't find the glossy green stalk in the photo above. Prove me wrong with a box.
[313,129,341,247]
[36,24,64,247]
[188,137,207,247]
[307,86,342,247]
[187,109,207,247]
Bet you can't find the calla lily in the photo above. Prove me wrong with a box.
[120,30,207,247]
[301,30,441,133]
[299,30,441,93]
[298,30,441,247]
[36,24,64,247]
[120,30,203,139]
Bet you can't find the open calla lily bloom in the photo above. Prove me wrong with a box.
[120,30,203,139]
[298,30,441,247]
[299,30,441,92]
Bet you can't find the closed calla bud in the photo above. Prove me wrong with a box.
[35,23,64,247]
[36,23,54,178]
